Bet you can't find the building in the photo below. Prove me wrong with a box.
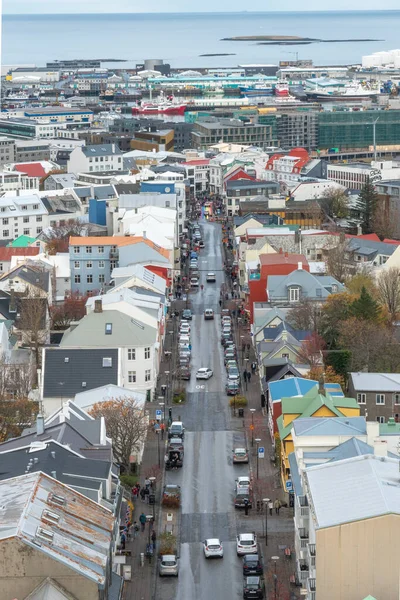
[327,160,400,190]
[67,144,123,175]
[0,194,48,241]
[375,179,400,239]
[0,136,16,165]
[262,148,311,187]
[225,180,279,216]
[0,471,118,600]
[11,66,60,82]
[273,109,319,150]
[15,139,50,162]
[348,372,400,423]
[20,107,94,125]
[0,118,66,139]
[267,266,345,306]
[191,118,277,150]
[302,453,400,600]
[0,246,40,274]
[183,158,210,193]
[130,129,174,153]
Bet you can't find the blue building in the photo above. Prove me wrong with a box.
[69,237,122,295]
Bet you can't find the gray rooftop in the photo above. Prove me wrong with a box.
[42,347,119,398]
[82,144,122,157]
[350,372,400,392]
[73,185,116,199]
[60,310,156,347]
[292,417,367,437]
[305,454,400,529]
[267,269,344,300]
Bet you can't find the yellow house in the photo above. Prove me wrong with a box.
[277,383,360,488]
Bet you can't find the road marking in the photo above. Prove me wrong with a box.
[195,385,205,389]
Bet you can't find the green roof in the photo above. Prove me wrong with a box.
[363,596,377,600]
[7,235,37,248]
[277,414,293,441]
[380,417,400,435]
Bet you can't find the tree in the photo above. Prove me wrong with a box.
[42,219,86,254]
[50,291,90,329]
[359,176,379,234]
[17,292,49,380]
[346,271,377,297]
[287,298,322,332]
[298,333,326,369]
[320,188,349,219]
[325,239,354,283]
[305,365,346,389]
[89,397,148,470]
[349,286,380,321]
[378,267,400,321]
[320,292,356,348]
[0,398,39,442]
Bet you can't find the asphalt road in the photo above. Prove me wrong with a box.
[156,221,250,600]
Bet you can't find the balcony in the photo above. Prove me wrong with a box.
[109,248,119,258]
[307,543,316,571]
[297,559,309,583]
[307,578,316,595]
[299,528,309,540]
[296,495,309,518]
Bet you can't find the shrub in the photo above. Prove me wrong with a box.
[159,532,177,555]
[173,391,186,404]
[229,395,248,407]
[119,474,138,489]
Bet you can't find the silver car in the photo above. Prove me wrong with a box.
[159,554,179,577]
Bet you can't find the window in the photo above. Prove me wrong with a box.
[21,205,27,211]
[87,274,93,284]
[394,394,400,405]
[376,394,385,405]
[145,347,151,359]
[128,371,136,383]
[102,357,112,367]
[2,218,8,225]
[36,227,42,234]
[316,288,322,297]
[357,393,366,405]
[23,229,30,235]
[376,416,385,423]
[74,261,80,269]
[74,246,80,254]
[282,353,289,359]
[289,287,300,302]
[23,216,29,223]
[128,348,136,360]
[99,260,105,269]
[110,260,117,270]
[36,216,42,222]
[74,274,81,284]
[86,261,93,269]
[145,369,151,382]
[98,274,105,284]
[2,230,9,237]
[332,284,338,293]
[85,246,92,254]
[98,246,104,254]
[105,323,112,335]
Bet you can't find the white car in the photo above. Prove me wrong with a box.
[236,533,257,556]
[190,278,199,287]
[180,325,191,334]
[236,476,251,489]
[203,538,224,558]
[196,368,213,380]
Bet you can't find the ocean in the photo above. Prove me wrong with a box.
[3,11,400,69]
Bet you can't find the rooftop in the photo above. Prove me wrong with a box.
[350,372,400,392]
[259,253,308,267]
[81,144,122,157]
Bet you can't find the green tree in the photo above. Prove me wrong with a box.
[349,286,380,321]
[359,176,379,234]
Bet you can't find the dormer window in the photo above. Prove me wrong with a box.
[105,323,112,335]
[289,287,300,302]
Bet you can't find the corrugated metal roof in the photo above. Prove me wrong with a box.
[350,372,400,392]
[293,416,367,437]
[0,472,114,585]
[305,455,400,529]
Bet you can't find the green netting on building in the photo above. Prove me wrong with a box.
[318,110,400,149]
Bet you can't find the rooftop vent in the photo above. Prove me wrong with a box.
[36,527,54,543]
[49,493,66,507]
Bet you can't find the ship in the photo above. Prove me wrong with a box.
[132,99,187,115]
[305,81,380,102]
[274,81,290,97]
[239,84,274,97]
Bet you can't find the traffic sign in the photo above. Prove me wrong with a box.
[249,424,254,431]
[258,447,265,458]
[286,480,293,492]
[155,410,162,421]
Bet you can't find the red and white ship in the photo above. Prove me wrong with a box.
[132,97,187,115]
[274,81,290,97]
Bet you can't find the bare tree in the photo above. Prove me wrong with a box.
[320,188,349,219]
[325,239,355,283]
[42,218,86,254]
[297,333,326,369]
[0,397,39,442]
[0,355,34,399]
[378,267,400,322]
[287,298,322,332]
[16,291,49,379]
[89,396,148,470]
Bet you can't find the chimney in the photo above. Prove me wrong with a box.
[51,471,57,479]
[318,374,325,396]
[373,438,388,457]
[36,414,45,436]
[298,261,303,270]
[357,224,362,236]
[9,286,17,314]
[94,299,103,313]
[366,420,380,446]
[143,231,147,239]
[100,416,107,445]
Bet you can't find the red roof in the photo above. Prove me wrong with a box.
[183,159,210,167]
[383,238,400,245]
[259,253,308,266]
[0,247,40,261]
[14,163,47,178]
[266,148,309,172]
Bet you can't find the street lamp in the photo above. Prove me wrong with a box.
[271,556,280,600]
[164,370,170,406]
[250,408,256,447]
[159,401,165,440]
[255,438,261,480]
[263,497,270,546]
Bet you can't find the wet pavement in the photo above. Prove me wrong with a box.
[155,220,250,600]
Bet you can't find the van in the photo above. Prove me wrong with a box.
[179,335,190,345]
[204,309,214,320]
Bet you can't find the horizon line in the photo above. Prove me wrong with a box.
[4,8,400,15]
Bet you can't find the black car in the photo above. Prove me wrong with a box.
[179,367,191,380]
[243,554,263,576]
[182,309,192,321]
[226,381,240,396]
[243,576,264,599]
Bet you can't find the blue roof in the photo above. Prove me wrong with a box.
[288,452,303,496]
[292,416,367,437]
[268,377,343,402]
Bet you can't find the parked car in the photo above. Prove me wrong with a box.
[182,309,192,321]
[226,360,238,371]
[236,476,251,490]
[168,422,185,439]
[196,367,213,380]
[226,381,240,395]
[234,489,252,509]
[221,309,230,319]
[236,533,257,556]
[227,373,240,386]
[179,355,190,367]
[168,437,184,453]
[224,352,236,365]
[243,576,264,599]
[243,554,263,576]
[199,240,205,248]
[179,366,191,380]
[233,448,249,464]
[204,309,214,320]
[159,555,179,577]
[206,272,216,282]
[179,325,191,335]
[162,484,181,501]
[190,277,199,287]
[203,538,224,558]
[222,316,232,325]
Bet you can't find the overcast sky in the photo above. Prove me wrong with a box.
[4,0,400,13]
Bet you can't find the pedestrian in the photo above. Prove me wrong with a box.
[136,483,141,494]
[151,529,157,551]
[274,499,281,515]
[219,299,222,307]
[140,487,145,502]
[268,500,273,516]
[144,487,150,503]
[247,371,251,383]
[145,477,151,490]
[139,512,147,532]
[243,369,247,382]
[251,362,256,374]
[120,531,126,549]
[131,486,137,499]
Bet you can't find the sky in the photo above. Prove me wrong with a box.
[3,0,400,13]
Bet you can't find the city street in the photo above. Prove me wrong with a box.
[156,221,249,600]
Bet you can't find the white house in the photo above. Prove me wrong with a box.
[67,144,124,175]
[0,194,47,241]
